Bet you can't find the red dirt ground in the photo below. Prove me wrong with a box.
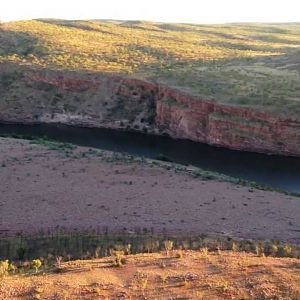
[1,251,300,299]
[0,137,300,242]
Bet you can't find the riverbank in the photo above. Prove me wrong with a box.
[1,123,300,193]
[1,137,300,243]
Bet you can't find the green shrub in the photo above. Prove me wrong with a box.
[32,259,42,273]
[0,260,9,278]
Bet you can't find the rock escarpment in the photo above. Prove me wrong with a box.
[0,65,158,132]
[156,86,300,156]
[1,64,300,157]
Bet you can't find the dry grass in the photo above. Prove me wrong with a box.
[0,20,300,115]
[1,251,299,299]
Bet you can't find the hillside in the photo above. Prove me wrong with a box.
[1,251,300,299]
[0,20,300,156]
[1,137,300,244]
[1,20,300,113]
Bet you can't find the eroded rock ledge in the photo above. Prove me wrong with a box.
[1,64,300,156]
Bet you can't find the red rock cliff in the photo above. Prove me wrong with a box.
[155,85,300,156]
[1,64,300,157]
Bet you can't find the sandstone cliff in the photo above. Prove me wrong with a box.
[156,86,300,156]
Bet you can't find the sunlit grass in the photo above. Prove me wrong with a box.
[0,20,284,72]
[1,19,300,114]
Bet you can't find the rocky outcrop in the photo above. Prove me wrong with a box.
[155,86,300,156]
[0,65,158,132]
[1,64,300,157]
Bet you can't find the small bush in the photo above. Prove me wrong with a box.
[32,259,42,273]
[136,271,148,295]
[200,247,209,257]
[232,242,239,252]
[94,246,101,259]
[112,251,126,267]
[0,260,9,278]
[283,244,293,257]
[164,240,173,256]
[255,244,264,257]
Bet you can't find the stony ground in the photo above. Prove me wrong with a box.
[1,137,300,242]
[1,250,300,299]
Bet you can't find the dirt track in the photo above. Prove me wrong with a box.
[1,137,300,242]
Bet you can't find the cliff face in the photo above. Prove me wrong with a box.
[156,86,300,156]
[0,65,158,132]
[1,64,300,157]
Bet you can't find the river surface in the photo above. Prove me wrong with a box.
[1,123,300,194]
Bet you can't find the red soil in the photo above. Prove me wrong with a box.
[1,138,299,242]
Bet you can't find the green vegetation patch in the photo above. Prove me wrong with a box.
[0,233,299,262]
[30,138,76,151]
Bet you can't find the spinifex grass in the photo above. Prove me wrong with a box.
[1,20,300,116]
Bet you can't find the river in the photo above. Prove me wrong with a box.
[0,123,299,194]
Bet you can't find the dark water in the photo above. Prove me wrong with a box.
[1,123,300,194]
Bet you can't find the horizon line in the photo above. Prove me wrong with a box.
[1,17,300,26]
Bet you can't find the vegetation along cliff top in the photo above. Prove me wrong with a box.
[1,19,300,115]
